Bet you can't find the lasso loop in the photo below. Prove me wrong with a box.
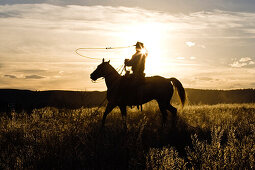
[76,45,132,83]
[75,45,134,60]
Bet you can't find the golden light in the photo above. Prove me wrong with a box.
[121,22,167,76]
[140,48,147,55]
[145,45,163,76]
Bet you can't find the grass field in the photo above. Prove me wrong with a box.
[0,102,254,169]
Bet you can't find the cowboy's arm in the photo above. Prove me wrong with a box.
[125,59,132,66]
[125,54,137,66]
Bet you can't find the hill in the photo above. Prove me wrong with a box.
[184,88,255,104]
[0,89,106,114]
[0,88,255,114]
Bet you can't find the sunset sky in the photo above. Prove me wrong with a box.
[0,0,255,91]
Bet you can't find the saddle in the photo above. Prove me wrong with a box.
[125,73,145,86]
[119,73,146,111]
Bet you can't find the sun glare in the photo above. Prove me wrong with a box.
[145,46,163,76]
[140,48,147,55]
[122,22,166,76]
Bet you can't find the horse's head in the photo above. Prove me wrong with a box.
[90,58,111,81]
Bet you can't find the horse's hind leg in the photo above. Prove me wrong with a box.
[157,102,168,127]
[167,104,177,127]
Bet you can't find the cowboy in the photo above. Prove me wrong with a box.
[124,42,148,110]
[124,41,148,78]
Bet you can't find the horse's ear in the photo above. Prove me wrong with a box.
[108,60,110,63]
[102,58,105,63]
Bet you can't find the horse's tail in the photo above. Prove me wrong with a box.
[169,78,186,107]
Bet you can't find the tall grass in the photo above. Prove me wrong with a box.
[0,103,254,169]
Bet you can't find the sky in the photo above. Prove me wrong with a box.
[0,0,255,91]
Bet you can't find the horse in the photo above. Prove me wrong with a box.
[90,58,186,128]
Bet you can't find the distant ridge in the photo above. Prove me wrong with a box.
[184,88,255,105]
[0,89,106,114]
[0,88,254,113]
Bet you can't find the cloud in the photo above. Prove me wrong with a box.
[25,75,45,79]
[182,67,255,89]
[0,61,95,90]
[4,73,45,79]
[195,77,213,81]
[239,57,251,62]
[1,0,255,14]
[1,5,255,38]
[230,57,255,68]
[185,41,195,47]
[176,57,185,60]
[249,61,255,65]
[0,4,255,90]
[17,69,47,74]
[230,61,247,68]
[190,56,196,60]
[198,45,206,49]
[4,74,17,79]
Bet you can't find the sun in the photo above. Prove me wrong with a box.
[144,45,163,76]
[123,22,165,75]
[140,48,147,55]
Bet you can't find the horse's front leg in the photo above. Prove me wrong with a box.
[101,103,115,128]
[119,105,127,129]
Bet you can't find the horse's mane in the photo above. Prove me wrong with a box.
[106,63,121,76]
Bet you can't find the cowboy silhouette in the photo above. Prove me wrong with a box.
[124,41,148,79]
[123,42,148,110]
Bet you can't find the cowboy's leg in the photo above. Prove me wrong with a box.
[137,72,145,110]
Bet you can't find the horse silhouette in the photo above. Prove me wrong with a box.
[90,59,186,128]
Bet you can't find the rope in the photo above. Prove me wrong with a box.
[116,64,125,73]
[75,45,134,60]
[120,65,126,75]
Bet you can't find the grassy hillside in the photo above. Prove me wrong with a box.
[0,102,254,169]
[0,88,255,114]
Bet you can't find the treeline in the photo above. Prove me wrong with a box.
[0,88,255,114]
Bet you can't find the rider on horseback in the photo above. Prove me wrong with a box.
[124,41,148,79]
[123,42,148,110]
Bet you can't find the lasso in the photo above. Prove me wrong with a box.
[75,45,134,60]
